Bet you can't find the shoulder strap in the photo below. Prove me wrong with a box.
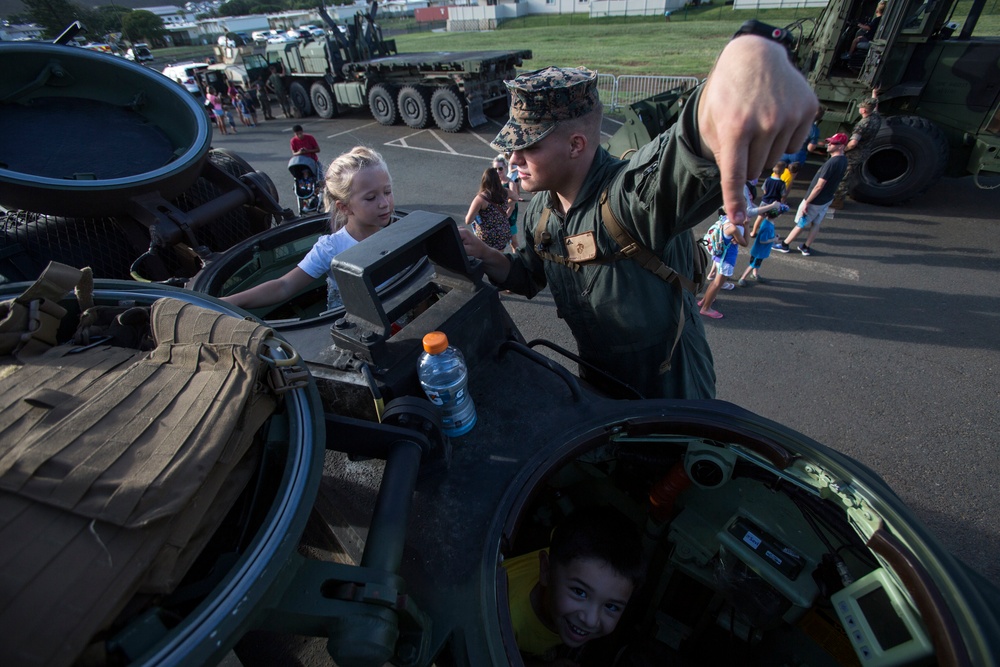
[598,190,697,375]
[599,191,698,294]
[532,206,581,272]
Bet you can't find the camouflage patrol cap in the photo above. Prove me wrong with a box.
[859,97,878,112]
[491,66,600,152]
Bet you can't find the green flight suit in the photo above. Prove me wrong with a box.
[497,88,720,399]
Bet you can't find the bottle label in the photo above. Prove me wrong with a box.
[424,386,466,407]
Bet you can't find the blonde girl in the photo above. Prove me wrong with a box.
[222,146,394,311]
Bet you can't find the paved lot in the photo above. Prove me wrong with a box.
[212,111,1000,587]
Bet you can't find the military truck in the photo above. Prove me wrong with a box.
[787,0,1000,204]
[230,3,530,132]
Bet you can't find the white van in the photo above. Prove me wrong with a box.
[161,62,208,95]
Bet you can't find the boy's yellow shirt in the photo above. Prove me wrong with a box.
[780,168,794,191]
[503,549,562,656]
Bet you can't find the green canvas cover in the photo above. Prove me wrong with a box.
[0,288,279,666]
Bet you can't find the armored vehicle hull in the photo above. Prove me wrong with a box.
[0,42,211,217]
[184,210,1000,667]
[0,42,294,286]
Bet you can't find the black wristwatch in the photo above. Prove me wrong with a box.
[732,19,796,62]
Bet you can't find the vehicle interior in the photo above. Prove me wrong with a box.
[190,211,429,326]
[496,426,960,667]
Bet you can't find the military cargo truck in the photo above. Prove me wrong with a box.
[788,0,1000,203]
[232,2,530,132]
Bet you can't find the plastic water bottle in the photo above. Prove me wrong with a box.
[417,331,477,437]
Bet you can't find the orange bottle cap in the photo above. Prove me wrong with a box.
[422,331,449,354]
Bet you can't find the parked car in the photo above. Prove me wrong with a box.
[161,62,209,96]
[296,24,326,38]
[252,29,288,45]
[124,43,153,63]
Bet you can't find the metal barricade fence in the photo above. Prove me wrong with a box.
[596,73,616,111]
[595,73,701,113]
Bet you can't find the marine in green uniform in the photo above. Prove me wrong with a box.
[459,36,818,399]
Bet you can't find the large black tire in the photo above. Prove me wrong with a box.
[430,87,465,133]
[397,86,431,129]
[289,82,313,117]
[850,115,949,205]
[368,84,398,126]
[310,82,338,119]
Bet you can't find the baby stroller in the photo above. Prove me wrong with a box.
[287,155,325,215]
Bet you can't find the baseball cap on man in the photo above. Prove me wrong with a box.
[491,66,600,152]
[826,132,849,145]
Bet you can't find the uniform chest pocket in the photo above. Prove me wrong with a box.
[632,152,663,207]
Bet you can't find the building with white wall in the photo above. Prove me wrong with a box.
[447,0,687,31]
[446,0,829,31]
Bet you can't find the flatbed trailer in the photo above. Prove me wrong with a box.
[245,3,530,132]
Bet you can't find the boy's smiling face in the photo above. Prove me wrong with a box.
[538,553,634,648]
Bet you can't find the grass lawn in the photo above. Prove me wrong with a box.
[395,1,1000,78]
[397,20,737,78]
[154,1,1000,80]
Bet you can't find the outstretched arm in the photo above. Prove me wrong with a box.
[220,267,315,310]
[458,226,511,283]
[698,36,818,227]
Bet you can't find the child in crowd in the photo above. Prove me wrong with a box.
[781,161,799,194]
[222,146,394,311]
[704,181,779,289]
[205,86,228,135]
[700,210,748,319]
[222,103,238,133]
[233,92,255,127]
[504,509,645,664]
[750,161,788,237]
[739,206,779,286]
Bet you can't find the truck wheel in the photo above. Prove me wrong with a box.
[430,87,465,133]
[397,86,431,129]
[368,84,398,125]
[850,115,949,205]
[289,82,313,117]
[310,82,338,119]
